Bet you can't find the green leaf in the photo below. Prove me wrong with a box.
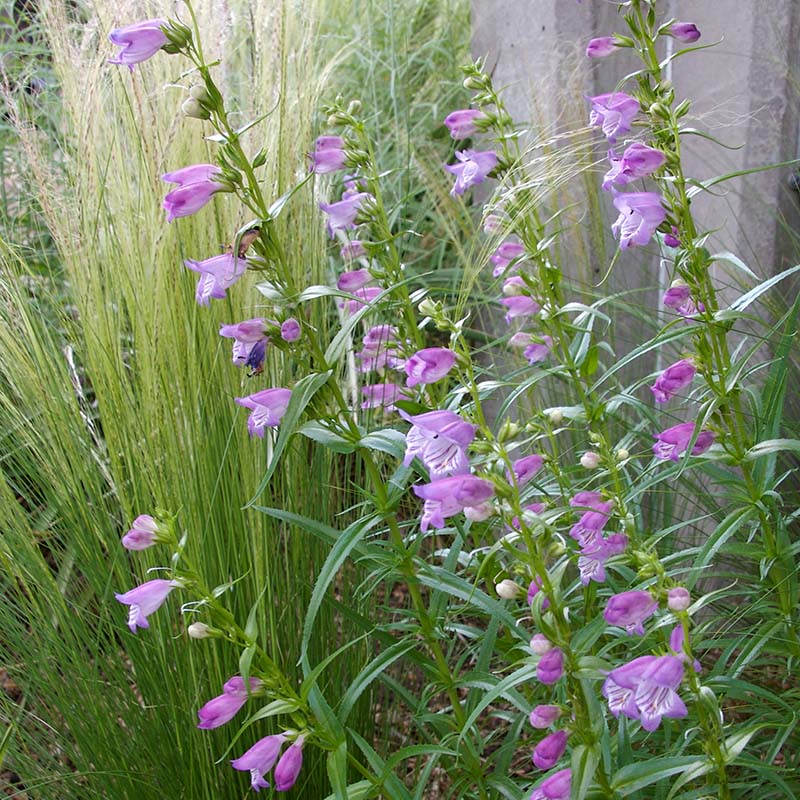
[359,429,406,459]
[611,756,708,795]
[246,370,332,506]
[238,644,256,686]
[348,729,412,800]
[298,421,357,454]
[729,263,800,312]
[242,698,300,726]
[252,506,366,554]
[302,515,381,661]
[327,741,350,800]
[571,743,601,800]
[337,640,417,724]
[744,438,800,461]
[321,781,376,800]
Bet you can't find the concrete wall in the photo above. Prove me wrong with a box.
[471,0,800,280]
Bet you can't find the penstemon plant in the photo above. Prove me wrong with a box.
[106,1,798,798]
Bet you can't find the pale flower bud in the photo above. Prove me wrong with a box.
[417,297,439,318]
[189,84,211,103]
[530,634,553,655]
[187,622,214,639]
[182,97,211,120]
[668,587,691,612]
[495,579,521,599]
[580,451,601,469]
[464,501,494,521]
[547,408,563,425]
[616,448,630,461]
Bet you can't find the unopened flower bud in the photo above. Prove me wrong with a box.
[182,97,211,120]
[498,420,521,442]
[668,587,691,612]
[580,451,601,469]
[189,84,211,103]
[616,448,629,461]
[418,297,439,318]
[547,408,563,425]
[187,622,215,639]
[529,634,553,655]
[463,76,484,90]
[495,579,521,599]
[347,100,362,115]
[464,501,494,521]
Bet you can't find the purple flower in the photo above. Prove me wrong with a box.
[611,191,666,249]
[670,22,701,43]
[220,319,268,366]
[235,388,292,437]
[445,149,498,196]
[663,227,681,248]
[569,501,614,549]
[115,578,179,633]
[310,135,347,174]
[529,705,562,729]
[509,454,543,487]
[444,109,485,139]
[602,655,687,731]
[663,284,704,316]
[280,318,301,342]
[569,491,604,509]
[650,358,696,403]
[603,143,666,190]
[653,422,715,461]
[274,735,304,792]
[532,730,568,770]
[524,336,553,364]
[587,92,640,143]
[108,19,168,69]
[527,577,551,610]
[530,768,571,800]
[337,269,373,292]
[361,382,407,412]
[501,296,540,323]
[586,36,617,58]
[490,241,526,277]
[162,164,224,222]
[231,734,287,792]
[503,276,526,295]
[404,347,456,387]
[536,647,564,685]
[121,514,161,550]
[669,625,702,673]
[668,587,691,612]
[412,475,495,531]
[578,533,628,585]
[357,326,402,372]
[603,590,658,635]
[340,240,367,260]
[401,409,476,478]
[339,286,382,315]
[185,254,248,306]
[319,191,373,237]
[197,676,263,730]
